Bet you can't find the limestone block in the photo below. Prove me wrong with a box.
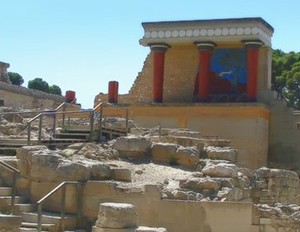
[237,167,254,178]
[202,163,238,178]
[114,136,152,159]
[151,143,178,164]
[260,218,272,225]
[262,225,277,232]
[17,145,91,182]
[151,143,199,167]
[269,169,299,180]
[136,226,167,232]
[254,167,271,179]
[95,202,138,229]
[179,177,219,192]
[205,146,237,162]
[112,168,132,182]
[92,226,135,232]
[174,146,199,168]
[91,164,112,180]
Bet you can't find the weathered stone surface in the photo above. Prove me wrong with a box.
[151,143,198,168]
[114,136,152,159]
[112,168,132,182]
[136,226,167,232]
[151,143,178,164]
[205,146,237,162]
[163,189,203,201]
[237,167,254,178]
[269,169,299,180]
[202,163,238,178]
[0,214,21,232]
[92,226,135,232]
[60,142,116,161]
[175,146,199,168]
[95,202,137,229]
[179,177,219,192]
[254,167,271,179]
[91,164,112,180]
[17,146,91,182]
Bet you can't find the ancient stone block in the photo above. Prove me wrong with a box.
[136,226,167,232]
[205,146,237,162]
[202,163,238,178]
[92,226,136,232]
[114,136,152,159]
[91,164,112,180]
[179,177,219,192]
[151,143,199,168]
[112,168,132,182]
[151,143,178,164]
[95,202,137,229]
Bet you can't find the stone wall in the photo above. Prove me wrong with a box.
[0,62,11,84]
[0,81,64,108]
[100,103,270,169]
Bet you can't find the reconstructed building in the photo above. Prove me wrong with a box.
[95,17,300,170]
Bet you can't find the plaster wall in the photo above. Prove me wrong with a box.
[108,43,271,105]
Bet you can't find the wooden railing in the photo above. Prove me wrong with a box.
[0,160,20,214]
[36,181,83,232]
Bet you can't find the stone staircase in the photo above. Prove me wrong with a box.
[19,211,78,232]
[0,176,81,231]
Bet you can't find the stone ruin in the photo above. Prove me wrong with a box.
[0,62,11,84]
[1,112,300,231]
[93,202,167,232]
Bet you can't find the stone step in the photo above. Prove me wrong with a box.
[22,212,78,230]
[0,195,26,205]
[55,133,90,140]
[21,221,57,231]
[0,186,12,196]
[19,227,48,232]
[0,214,22,230]
[12,203,37,214]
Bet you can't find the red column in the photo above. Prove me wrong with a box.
[194,42,216,102]
[150,44,169,103]
[243,40,263,102]
[108,81,119,103]
[65,90,76,103]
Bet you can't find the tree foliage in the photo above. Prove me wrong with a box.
[28,78,49,92]
[27,78,62,95]
[8,72,24,86]
[48,84,62,95]
[272,49,300,109]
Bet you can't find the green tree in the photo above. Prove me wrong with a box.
[28,78,49,92]
[8,72,24,86]
[272,50,300,109]
[49,85,62,95]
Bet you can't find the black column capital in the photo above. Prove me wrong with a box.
[148,43,170,52]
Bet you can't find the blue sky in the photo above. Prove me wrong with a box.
[1,0,300,108]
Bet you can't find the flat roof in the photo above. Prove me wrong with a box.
[142,17,274,32]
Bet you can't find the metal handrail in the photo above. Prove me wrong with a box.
[36,181,83,232]
[26,109,93,145]
[0,160,20,214]
[97,102,129,141]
